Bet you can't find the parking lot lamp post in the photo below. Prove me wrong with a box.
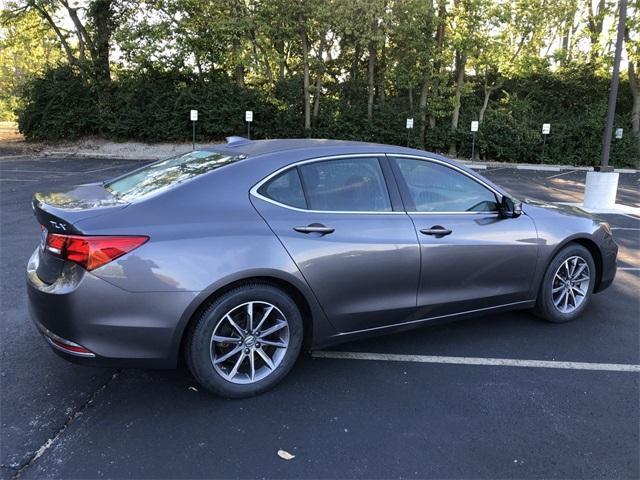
[584,0,626,209]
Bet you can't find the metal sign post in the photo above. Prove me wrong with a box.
[470,121,479,160]
[190,110,198,150]
[245,110,253,139]
[541,123,551,163]
[406,118,414,147]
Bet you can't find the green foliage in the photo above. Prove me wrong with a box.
[17,65,638,168]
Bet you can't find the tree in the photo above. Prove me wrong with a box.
[0,7,63,119]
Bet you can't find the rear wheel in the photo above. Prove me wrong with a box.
[534,244,596,323]
[186,283,303,398]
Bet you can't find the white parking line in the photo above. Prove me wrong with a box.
[516,165,562,172]
[0,178,40,182]
[547,169,580,179]
[612,227,640,231]
[312,351,640,372]
[618,267,640,271]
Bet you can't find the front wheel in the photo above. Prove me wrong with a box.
[186,283,303,398]
[534,244,596,323]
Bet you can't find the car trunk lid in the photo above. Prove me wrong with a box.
[33,183,129,283]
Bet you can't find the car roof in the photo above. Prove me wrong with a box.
[199,138,436,159]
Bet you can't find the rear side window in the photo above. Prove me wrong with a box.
[298,157,391,212]
[259,169,307,209]
[105,150,244,201]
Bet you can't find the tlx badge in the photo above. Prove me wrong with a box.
[48,220,67,231]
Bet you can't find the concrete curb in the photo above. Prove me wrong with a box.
[458,160,638,174]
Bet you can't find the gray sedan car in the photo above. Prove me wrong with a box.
[27,138,617,397]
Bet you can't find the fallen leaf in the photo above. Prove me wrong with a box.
[188,386,198,392]
[277,449,295,460]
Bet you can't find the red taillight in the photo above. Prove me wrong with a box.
[45,233,148,271]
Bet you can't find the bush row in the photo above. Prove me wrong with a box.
[17,66,639,168]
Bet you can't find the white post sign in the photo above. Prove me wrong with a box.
[406,118,414,129]
[615,128,623,139]
[542,123,551,135]
[245,110,253,139]
[190,110,198,150]
[470,121,479,132]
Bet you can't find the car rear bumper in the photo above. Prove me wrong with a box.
[26,248,197,368]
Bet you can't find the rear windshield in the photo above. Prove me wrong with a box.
[105,150,244,201]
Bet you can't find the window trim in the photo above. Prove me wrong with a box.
[250,154,404,215]
[387,154,503,215]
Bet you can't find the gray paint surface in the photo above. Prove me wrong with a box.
[26,139,617,367]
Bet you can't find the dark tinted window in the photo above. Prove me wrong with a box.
[105,151,244,201]
[394,158,498,212]
[259,169,306,209]
[298,158,391,212]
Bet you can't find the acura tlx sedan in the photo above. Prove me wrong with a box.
[27,138,618,397]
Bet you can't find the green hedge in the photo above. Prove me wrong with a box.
[17,66,639,168]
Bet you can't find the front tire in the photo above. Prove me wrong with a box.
[186,283,303,398]
[534,244,596,323]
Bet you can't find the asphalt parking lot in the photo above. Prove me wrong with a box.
[1,156,638,479]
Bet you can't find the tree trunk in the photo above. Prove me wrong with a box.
[87,0,113,85]
[429,1,446,129]
[629,60,640,135]
[312,38,326,127]
[275,40,286,81]
[232,38,244,87]
[367,43,377,123]
[448,50,466,156]
[301,29,311,131]
[418,73,429,149]
[378,40,386,106]
[408,84,413,111]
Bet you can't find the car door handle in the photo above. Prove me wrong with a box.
[420,226,452,237]
[293,224,335,235]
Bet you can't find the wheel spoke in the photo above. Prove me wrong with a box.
[211,335,242,344]
[258,321,287,338]
[256,347,275,370]
[568,288,577,307]
[259,338,287,348]
[574,274,590,283]
[563,289,570,310]
[572,286,585,297]
[254,305,274,333]
[247,302,254,332]
[554,290,566,307]
[225,315,246,338]
[249,350,256,381]
[552,285,564,293]
[569,258,578,277]
[213,344,243,364]
[227,351,246,378]
[572,263,587,279]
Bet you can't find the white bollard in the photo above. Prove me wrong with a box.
[583,171,619,209]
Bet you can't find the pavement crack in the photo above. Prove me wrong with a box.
[11,370,120,479]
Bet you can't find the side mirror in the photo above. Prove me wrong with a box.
[499,196,522,218]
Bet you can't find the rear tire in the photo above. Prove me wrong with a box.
[186,283,303,398]
[533,244,596,323]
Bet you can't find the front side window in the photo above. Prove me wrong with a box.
[297,157,392,212]
[105,150,244,201]
[393,157,498,212]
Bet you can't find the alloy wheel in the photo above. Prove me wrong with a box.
[551,256,590,314]
[209,301,289,384]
